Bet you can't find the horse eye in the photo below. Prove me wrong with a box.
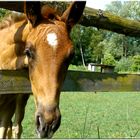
[24,48,33,58]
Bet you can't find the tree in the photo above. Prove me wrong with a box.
[70,25,94,65]
[101,53,116,66]
[105,1,140,57]
[88,29,104,63]
[103,1,140,72]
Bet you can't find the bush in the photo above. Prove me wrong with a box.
[0,9,10,20]
[131,55,140,72]
[115,57,133,72]
[101,54,116,66]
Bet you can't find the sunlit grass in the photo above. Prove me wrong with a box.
[22,92,140,139]
[68,64,88,71]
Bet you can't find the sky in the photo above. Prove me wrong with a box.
[86,0,124,10]
[86,0,112,10]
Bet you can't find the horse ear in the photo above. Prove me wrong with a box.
[24,2,41,27]
[61,1,86,31]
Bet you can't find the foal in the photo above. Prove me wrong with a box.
[0,1,86,138]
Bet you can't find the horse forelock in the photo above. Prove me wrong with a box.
[41,5,60,21]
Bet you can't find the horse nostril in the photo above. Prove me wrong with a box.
[35,111,61,138]
[36,114,41,129]
[51,115,61,132]
[36,113,45,132]
[36,115,40,126]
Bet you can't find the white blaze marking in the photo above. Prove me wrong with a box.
[47,32,58,49]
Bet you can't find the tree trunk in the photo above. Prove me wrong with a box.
[122,36,128,57]
[80,45,86,68]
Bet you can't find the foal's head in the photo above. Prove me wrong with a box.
[24,2,86,138]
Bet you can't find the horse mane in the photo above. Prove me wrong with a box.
[0,12,26,30]
[0,5,60,31]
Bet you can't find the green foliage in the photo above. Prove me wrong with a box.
[22,97,36,138]
[106,1,140,20]
[88,29,104,63]
[101,33,124,60]
[115,57,133,72]
[131,55,140,71]
[0,8,10,20]
[102,53,116,66]
[70,25,95,65]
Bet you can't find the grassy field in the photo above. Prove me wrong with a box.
[21,92,140,139]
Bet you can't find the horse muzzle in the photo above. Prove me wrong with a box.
[35,110,61,138]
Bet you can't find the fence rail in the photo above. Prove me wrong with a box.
[0,69,139,94]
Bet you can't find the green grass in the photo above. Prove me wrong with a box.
[68,64,88,71]
[22,92,140,139]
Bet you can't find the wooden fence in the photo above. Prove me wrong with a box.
[0,69,139,94]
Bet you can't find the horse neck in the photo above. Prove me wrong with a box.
[0,20,29,70]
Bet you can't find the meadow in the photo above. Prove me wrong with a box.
[21,92,140,139]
